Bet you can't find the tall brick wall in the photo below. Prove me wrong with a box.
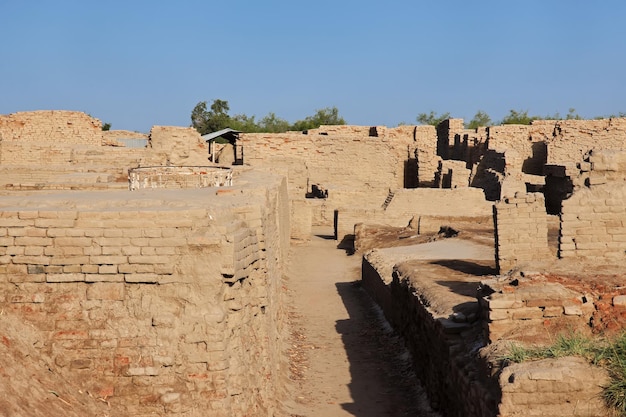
[0,171,290,416]
[242,132,404,193]
[559,150,626,261]
[241,125,439,194]
[494,192,550,272]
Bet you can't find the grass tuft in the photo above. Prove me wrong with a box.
[500,331,626,416]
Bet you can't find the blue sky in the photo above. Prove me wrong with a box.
[1,0,625,132]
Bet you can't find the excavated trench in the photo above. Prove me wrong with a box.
[284,229,439,417]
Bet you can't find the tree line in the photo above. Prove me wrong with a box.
[191,100,626,135]
[417,108,626,129]
[191,99,346,135]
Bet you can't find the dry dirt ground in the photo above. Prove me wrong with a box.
[284,228,439,417]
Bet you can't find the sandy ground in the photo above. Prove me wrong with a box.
[284,228,439,417]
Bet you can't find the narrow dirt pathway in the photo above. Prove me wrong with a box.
[284,229,438,417]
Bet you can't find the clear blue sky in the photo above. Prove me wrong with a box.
[1,0,625,132]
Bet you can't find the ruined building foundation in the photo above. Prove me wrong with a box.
[0,110,625,416]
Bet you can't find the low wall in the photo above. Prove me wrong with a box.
[362,256,498,417]
[0,171,290,417]
[336,187,493,244]
[129,166,233,190]
[362,254,611,416]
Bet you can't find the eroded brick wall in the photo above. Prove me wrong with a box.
[0,173,290,416]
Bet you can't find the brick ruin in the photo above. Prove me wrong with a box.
[0,110,625,416]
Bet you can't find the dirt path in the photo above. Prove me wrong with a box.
[284,229,438,417]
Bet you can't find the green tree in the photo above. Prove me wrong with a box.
[595,112,626,119]
[102,122,112,131]
[466,110,492,129]
[500,109,540,125]
[191,99,234,135]
[565,108,582,120]
[292,106,346,131]
[259,112,291,133]
[416,111,451,126]
[191,101,211,134]
[230,113,260,133]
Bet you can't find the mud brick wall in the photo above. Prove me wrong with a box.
[559,150,626,261]
[241,125,439,194]
[148,126,209,166]
[242,132,405,192]
[0,110,103,145]
[532,118,626,165]
[335,188,493,243]
[436,160,470,188]
[385,188,492,218]
[361,257,499,417]
[363,256,609,417]
[0,177,290,416]
[498,357,609,416]
[479,276,593,344]
[494,193,550,272]
[560,183,626,260]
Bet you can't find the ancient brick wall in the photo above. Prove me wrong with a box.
[532,118,626,166]
[363,254,610,417]
[336,188,492,243]
[493,192,551,272]
[361,256,499,417]
[498,357,609,416]
[559,151,626,261]
[479,275,594,344]
[436,160,470,188]
[148,126,209,166]
[0,172,290,416]
[242,132,404,193]
[241,125,439,194]
[0,111,103,145]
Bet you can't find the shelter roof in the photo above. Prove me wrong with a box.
[202,128,241,142]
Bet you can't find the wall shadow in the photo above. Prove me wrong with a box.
[429,259,497,276]
[334,281,432,416]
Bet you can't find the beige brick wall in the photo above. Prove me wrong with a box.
[560,184,626,260]
[0,171,291,416]
[559,150,626,261]
[494,192,550,272]
[336,188,493,242]
[0,110,103,145]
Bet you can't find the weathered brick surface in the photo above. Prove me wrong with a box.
[0,171,290,417]
[494,192,551,272]
[499,357,609,416]
[559,151,626,261]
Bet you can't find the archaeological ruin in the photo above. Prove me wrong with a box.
[0,110,625,416]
